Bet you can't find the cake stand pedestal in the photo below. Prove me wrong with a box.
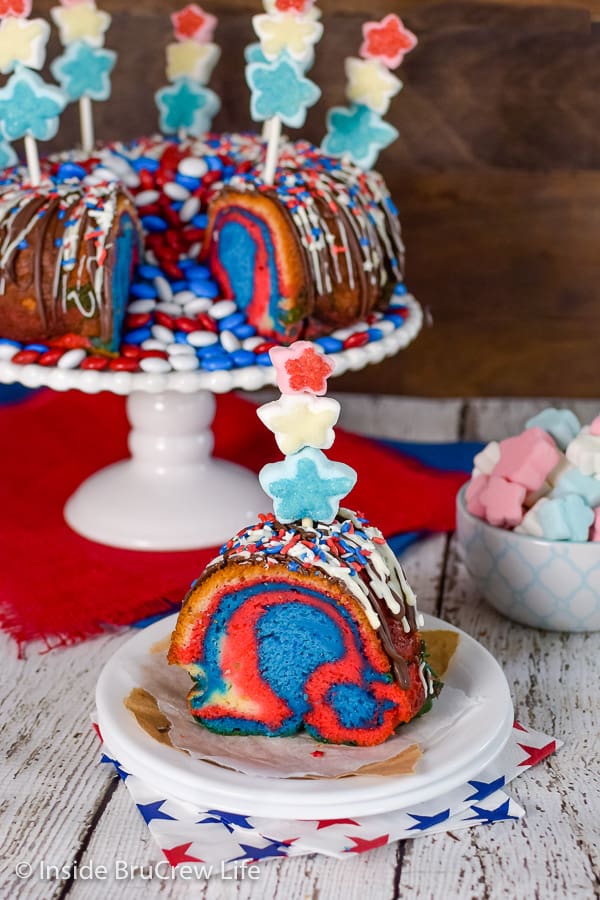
[0,295,422,551]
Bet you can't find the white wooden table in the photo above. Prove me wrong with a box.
[1,396,599,900]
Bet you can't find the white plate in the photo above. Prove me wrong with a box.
[0,296,422,396]
[96,613,513,818]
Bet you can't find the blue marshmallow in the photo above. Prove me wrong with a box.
[525,408,581,451]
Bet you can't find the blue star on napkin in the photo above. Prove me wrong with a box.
[247,56,320,128]
[51,41,116,102]
[136,800,177,825]
[156,78,220,137]
[0,66,67,142]
[259,447,357,524]
[322,102,398,169]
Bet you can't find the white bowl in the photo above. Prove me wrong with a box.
[456,486,600,632]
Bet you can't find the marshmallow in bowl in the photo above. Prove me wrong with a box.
[525,407,581,451]
[565,425,600,477]
[551,468,600,507]
[472,441,500,478]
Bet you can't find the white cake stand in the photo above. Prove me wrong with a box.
[0,296,422,551]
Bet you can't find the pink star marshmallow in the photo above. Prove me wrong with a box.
[591,508,600,542]
[590,416,600,437]
[465,473,489,518]
[270,342,335,396]
[480,475,526,528]
[494,427,560,492]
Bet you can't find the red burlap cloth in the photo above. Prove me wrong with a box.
[0,391,466,650]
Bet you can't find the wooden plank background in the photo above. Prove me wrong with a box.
[33,0,600,396]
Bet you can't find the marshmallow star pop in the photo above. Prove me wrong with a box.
[258,342,356,525]
[50,0,116,153]
[0,2,66,184]
[246,0,322,184]
[323,14,417,169]
[155,3,220,140]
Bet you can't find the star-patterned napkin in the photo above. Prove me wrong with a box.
[95,721,560,869]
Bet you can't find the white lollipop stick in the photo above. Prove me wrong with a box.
[263,114,281,185]
[24,135,41,187]
[79,96,95,153]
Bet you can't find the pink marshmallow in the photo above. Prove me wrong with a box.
[465,474,489,518]
[590,509,600,542]
[494,427,560,492]
[480,475,526,528]
[590,416,600,437]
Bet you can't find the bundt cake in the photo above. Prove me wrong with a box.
[204,140,405,342]
[168,509,438,747]
[0,177,140,352]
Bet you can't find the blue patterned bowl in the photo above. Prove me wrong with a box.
[456,487,600,631]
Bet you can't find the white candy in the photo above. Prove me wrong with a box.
[188,242,202,258]
[127,299,157,314]
[472,441,500,478]
[122,172,141,190]
[151,324,174,343]
[180,196,200,223]
[566,427,600,476]
[184,298,212,316]
[375,319,395,335]
[141,339,167,351]
[208,300,236,320]
[164,182,190,201]
[92,166,119,183]
[186,331,218,347]
[242,336,264,351]
[547,454,573,487]
[220,330,240,353]
[170,354,200,372]
[174,290,196,306]
[57,348,86,369]
[155,302,181,315]
[135,190,160,207]
[154,276,173,303]
[178,157,208,179]
[166,343,196,356]
[0,343,19,360]
[515,498,549,537]
[139,357,173,374]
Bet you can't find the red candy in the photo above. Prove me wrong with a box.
[108,358,140,372]
[12,350,40,365]
[139,349,168,359]
[155,311,175,329]
[39,349,64,366]
[343,332,370,349]
[197,313,218,333]
[121,344,143,359]
[125,313,152,329]
[81,356,110,370]
[174,317,199,333]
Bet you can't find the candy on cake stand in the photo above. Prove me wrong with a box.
[0,294,422,550]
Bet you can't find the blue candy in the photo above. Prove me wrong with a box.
[141,215,168,233]
[0,338,21,348]
[383,313,406,328]
[124,327,152,344]
[191,213,209,229]
[394,283,408,296]
[218,312,246,331]
[130,283,157,299]
[185,264,211,280]
[130,156,160,173]
[24,343,48,353]
[201,356,234,371]
[525,408,581,452]
[231,349,256,368]
[315,336,343,353]
[137,263,163,280]
[174,331,190,344]
[367,327,383,341]
[538,495,594,542]
[256,352,273,366]
[57,162,87,181]
[232,323,256,339]
[189,279,219,298]
[175,173,201,191]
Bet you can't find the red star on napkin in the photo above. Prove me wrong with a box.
[517,740,557,767]
[0,0,31,15]
[345,834,389,853]
[360,14,417,70]
[162,842,204,867]
[171,4,217,43]
[316,818,360,830]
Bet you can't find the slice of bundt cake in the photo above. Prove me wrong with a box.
[169,510,438,747]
